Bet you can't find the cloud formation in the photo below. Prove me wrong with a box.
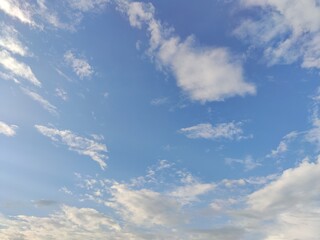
[35,125,108,169]
[118,1,255,102]
[22,88,57,115]
[64,51,93,79]
[180,122,246,140]
[236,0,320,69]
[0,50,41,87]
[0,120,18,136]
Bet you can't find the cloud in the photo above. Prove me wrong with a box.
[0,0,36,26]
[55,88,68,101]
[0,121,18,136]
[64,51,93,79]
[32,199,58,207]
[22,88,57,115]
[0,23,29,56]
[67,0,110,12]
[0,205,121,240]
[236,0,320,69]
[150,97,168,106]
[242,157,320,239]
[225,155,261,171]
[35,125,108,169]
[0,50,41,87]
[266,131,298,158]
[179,122,247,140]
[117,1,255,102]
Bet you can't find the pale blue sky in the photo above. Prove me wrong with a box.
[1,0,320,239]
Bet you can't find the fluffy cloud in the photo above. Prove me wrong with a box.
[22,88,57,115]
[117,1,255,102]
[35,125,108,169]
[179,122,247,140]
[242,158,320,239]
[0,205,121,240]
[236,0,320,69]
[0,121,18,136]
[0,50,41,87]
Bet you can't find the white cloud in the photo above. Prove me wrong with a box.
[118,1,255,102]
[55,88,68,101]
[0,0,36,26]
[0,205,121,240]
[22,88,57,115]
[267,131,298,158]
[35,125,108,169]
[64,51,94,79]
[242,158,320,239]
[67,0,109,12]
[0,121,18,136]
[236,0,320,69]
[0,23,28,56]
[180,122,246,140]
[0,50,41,86]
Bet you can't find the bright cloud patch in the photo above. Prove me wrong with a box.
[64,51,93,79]
[35,125,108,169]
[0,121,18,136]
[0,23,28,56]
[0,50,41,87]
[118,1,256,102]
[0,0,35,26]
[236,0,320,69]
[180,122,246,140]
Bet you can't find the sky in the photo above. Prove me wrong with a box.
[1,0,320,239]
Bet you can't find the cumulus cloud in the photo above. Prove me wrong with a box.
[179,122,247,140]
[236,0,320,69]
[0,121,18,136]
[22,88,57,115]
[0,50,41,87]
[35,125,108,169]
[64,51,93,79]
[117,1,255,102]
[242,158,320,239]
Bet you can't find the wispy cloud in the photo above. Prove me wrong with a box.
[0,50,41,87]
[67,0,110,12]
[55,88,68,101]
[22,88,57,115]
[0,120,18,136]
[235,0,320,69]
[64,51,93,79]
[35,125,108,169]
[0,23,29,56]
[179,122,248,140]
[117,1,255,102]
[266,131,298,158]
[225,155,261,171]
[0,0,36,26]
[150,97,168,106]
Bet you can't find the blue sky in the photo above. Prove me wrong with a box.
[1,0,320,239]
